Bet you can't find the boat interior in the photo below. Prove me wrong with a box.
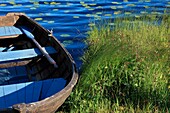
[0,14,73,109]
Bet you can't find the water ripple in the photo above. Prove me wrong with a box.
[0,0,169,69]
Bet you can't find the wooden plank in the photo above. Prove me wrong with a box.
[0,35,20,39]
[0,81,38,109]
[0,26,22,37]
[0,60,31,68]
[0,46,57,63]
[25,82,34,103]
[0,68,10,85]
[7,67,16,76]
[40,79,53,100]
[0,78,66,109]
[0,86,6,109]
[35,73,42,81]
[26,66,32,81]
[0,15,19,27]
[0,67,29,85]
[44,78,66,98]
[0,76,28,85]
[17,83,26,103]
[16,66,27,76]
[32,81,42,102]
[3,84,18,108]
[8,76,29,84]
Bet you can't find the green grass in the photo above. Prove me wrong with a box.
[59,14,170,113]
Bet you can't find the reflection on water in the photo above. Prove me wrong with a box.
[0,0,170,69]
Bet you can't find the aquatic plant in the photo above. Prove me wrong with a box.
[59,14,170,113]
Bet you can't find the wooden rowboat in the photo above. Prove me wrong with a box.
[0,13,78,113]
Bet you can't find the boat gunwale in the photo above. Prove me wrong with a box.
[13,63,78,113]
[0,13,79,113]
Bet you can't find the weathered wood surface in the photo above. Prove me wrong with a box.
[0,60,31,68]
[0,15,19,27]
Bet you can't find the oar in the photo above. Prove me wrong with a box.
[20,27,58,68]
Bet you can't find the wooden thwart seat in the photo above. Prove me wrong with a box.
[0,26,23,39]
[0,46,57,63]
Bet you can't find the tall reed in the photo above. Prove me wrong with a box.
[60,14,170,113]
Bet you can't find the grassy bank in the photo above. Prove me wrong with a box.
[60,15,170,113]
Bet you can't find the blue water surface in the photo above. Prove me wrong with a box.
[0,0,170,69]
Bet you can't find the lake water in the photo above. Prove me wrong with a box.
[0,0,170,69]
